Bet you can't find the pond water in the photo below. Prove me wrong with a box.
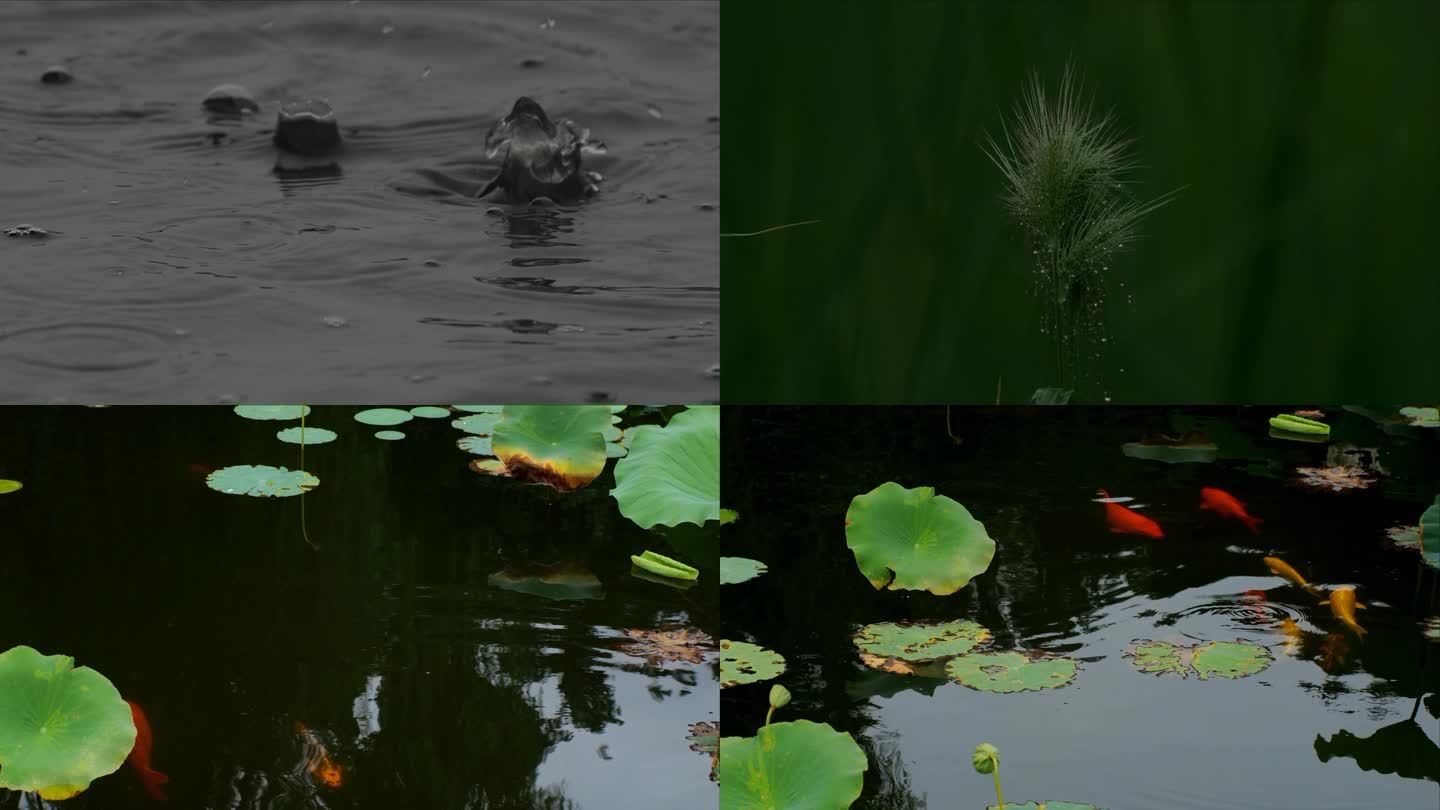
[0,1,718,403]
[722,406,1440,809]
[0,405,719,809]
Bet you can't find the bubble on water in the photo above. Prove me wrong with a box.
[381,23,394,34]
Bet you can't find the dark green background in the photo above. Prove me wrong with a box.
[722,0,1440,403]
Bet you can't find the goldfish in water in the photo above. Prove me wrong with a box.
[296,722,344,788]
[1320,586,1367,638]
[1097,489,1164,538]
[1262,556,1322,597]
[1199,487,1262,534]
[125,701,170,801]
[1276,618,1305,655]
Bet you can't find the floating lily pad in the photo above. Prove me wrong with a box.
[1125,639,1273,679]
[1400,406,1440,428]
[457,435,492,455]
[1121,431,1218,464]
[611,406,720,528]
[452,413,501,434]
[488,566,603,601]
[486,405,613,491]
[409,406,450,419]
[233,405,309,421]
[719,557,767,585]
[1420,496,1440,570]
[844,482,996,595]
[719,721,866,809]
[616,628,715,666]
[945,652,1077,692]
[374,430,405,441]
[1385,524,1422,551]
[1295,465,1376,492]
[452,404,502,413]
[1422,618,1440,643]
[0,646,137,800]
[720,640,786,688]
[206,465,318,497]
[0,480,21,494]
[688,721,719,783]
[354,408,413,426]
[276,426,337,445]
[853,621,992,662]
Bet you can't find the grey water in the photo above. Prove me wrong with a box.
[0,1,718,403]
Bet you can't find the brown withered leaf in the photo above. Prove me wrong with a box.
[858,653,917,675]
[1295,465,1376,492]
[616,627,715,665]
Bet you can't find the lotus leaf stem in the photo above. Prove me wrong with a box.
[719,220,820,238]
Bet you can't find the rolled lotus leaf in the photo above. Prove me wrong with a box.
[630,550,698,581]
[0,479,21,494]
[1269,413,1330,435]
[945,652,1077,693]
[853,621,991,662]
[719,557,767,585]
[844,482,996,595]
[490,405,613,491]
[611,406,720,528]
[720,640,786,688]
[719,720,866,809]
[0,646,137,800]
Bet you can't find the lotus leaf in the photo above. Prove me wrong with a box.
[375,430,405,441]
[452,413,501,434]
[1400,406,1440,428]
[631,550,699,581]
[0,480,20,494]
[276,426,337,445]
[720,508,739,525]
[1422,618,1440,642]
[0,646,137,800]
[488,567,603,601]
[486,405,613,491]
[1386,525,1422,551]
[853,621,991,662]
[233,405,309,420]
[945,652,1077,692]
[1125,639,1272,679]
[611,406,720,528]
[354,408,413,426]
[989,803,1105,810]
[844,482,996,595]
[719,720,866,810]
[616,628,715,666]
[720,640,786,688]
[688,721,719,783]
[457,435,492,455]
[720,557,767,585]
[206,465,318,497]
[1420,496,1440,569]
[409,406,450,419]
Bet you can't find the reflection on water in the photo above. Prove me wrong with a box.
[722,406,1440,809]
[0,406,717,809]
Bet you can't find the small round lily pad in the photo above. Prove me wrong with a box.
[1421,617,1440,643]
[234,405,309,421]
[409,406,450,419]
[719,557,767,585]
[206,465,318,497]
[276,427,337,445]
[354,408,413,426]
[854,621,992,662]
[945,652,1077,692]
[0,480,21,494]
[720,640,786,688]
[1125,639,1273,679]
[845,482,996,595]
[375,430,405,441]
[0,646,137,800]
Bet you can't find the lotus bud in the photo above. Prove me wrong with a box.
[769,684,791,709]
[972,742,999,774]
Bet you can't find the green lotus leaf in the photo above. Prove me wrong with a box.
[720,557,768,585]
[1420,496,1440,570]
[488,567,603,601]
[1387,525,1422,551]
[0,646,137,800]
[611,406,720,528]
[452,404,502,413]
[409,406,450,419]
[275,426,337,445]
[206,465,318,497]
[1400,406,1440,428]
[0,480,21,495]
[233,405,309,421]
[720,640,786,688]
[630,550,699,581]
[945,652,1077,693]
[354,408,414,426]
[720,508,739,525]
[486,405,613,491]
[375,430,406,441]
[989,803,1105,810]
[1422,618,1440,643]
[688,721,720,782]
[453,413,501,434]
[844,482,996,595]
[853,621,991,662]
[458,435,492,455]
[1125,639,1272,679]
[719,720,866,810]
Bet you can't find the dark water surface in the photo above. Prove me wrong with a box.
[723,406,1440,809]
[0,1,718,403]
[0,405,719,809]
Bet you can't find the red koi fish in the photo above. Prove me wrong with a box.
[296,722,344,788]
[1097,489,1164,538]
[1200,487,1262,534]
[125,701,170,801]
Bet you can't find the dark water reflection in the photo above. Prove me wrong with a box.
[722,406,1440,809]
[0,406,718,809]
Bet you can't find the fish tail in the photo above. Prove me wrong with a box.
[1098,488,1111,499]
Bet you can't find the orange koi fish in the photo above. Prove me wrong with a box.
[1200,487,1262,534]
[1262,556,1322,597]
[1097,489,1164,538]
[296,722,344,788]
[1320,586,1367,638]
[125,701,170,801]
